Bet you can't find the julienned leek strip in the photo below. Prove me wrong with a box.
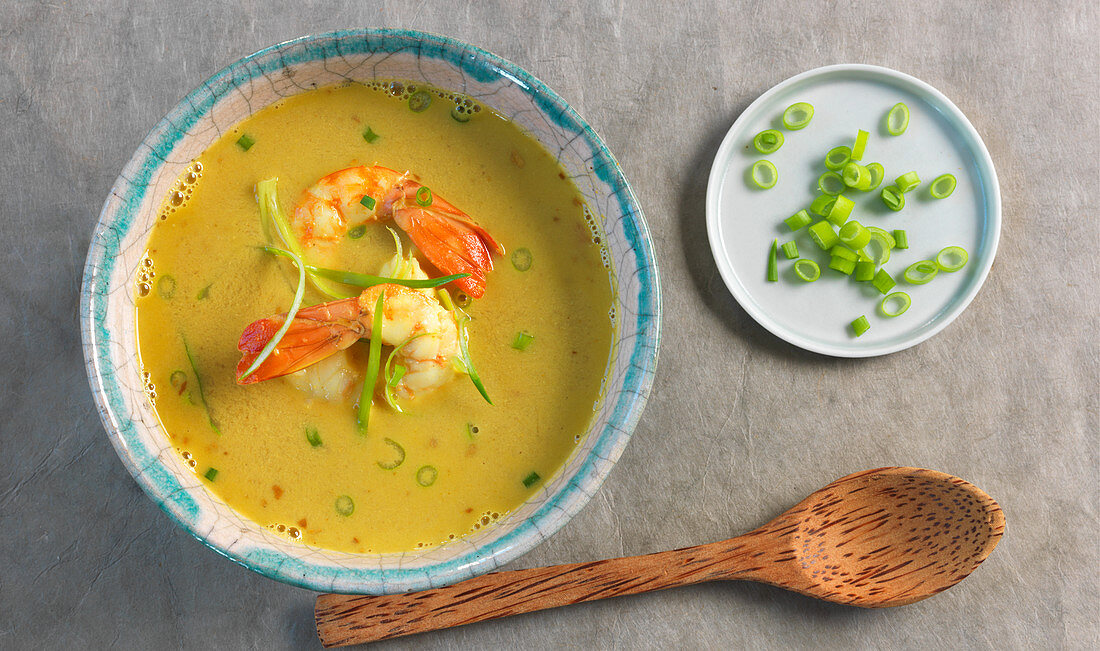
[358,292,386,435]
[182,336,221,435]
[238,247,308,382]
[262,246,468,290]
[436,289,492,405]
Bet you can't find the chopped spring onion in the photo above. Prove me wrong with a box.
[794,258,821,282]
[872,268,897,294]
[767,239,779,282]
[377,437,406,470]
[838,220,870,249]
[824,146,852,171]
[262,246,467,290]
[810,194,837,217]
[785,209,813,231]
[305,426,322,447]
[347,224,367,239]
[808,220,839,250]
[881,185,905,211]
[903,260,939,284]
[854,260,876,281]
[415,186,433,206]
[416,465,438,487]
[830,245,860,262]
[408,90,432,112]
[157,275,176,299]
[895,171,921,193]
[866,227,895,265]
[753,129,784,154]
[359,195,376,210]
[357,292,386,435]
[879,292,912,317]
[203,467,218,481]
[930,173,957,199]
[335,495,354,516]
[781,240,799,259]
[182,337,220,435]
[511,247,533,271]
[383,333,430,411]
[782,102,814,130]
[236,133,255,151]
[935,246,969,271]
[851,315,870,337]
[826,194,855,226]
[522,471,541,488]
[851,129,869,161]
[829,256,856,275]
[362,127,380,143]
[196,284,211,300]
[841,162,872,191]
[512,331,535,350]
[818,171,846,196]
[866,162,885,190]
[886,102,910,135]
[452,309,492,404]
[750,160,778,189]
[893,229,909,249]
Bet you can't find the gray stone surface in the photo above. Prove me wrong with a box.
[1,0,1097,648]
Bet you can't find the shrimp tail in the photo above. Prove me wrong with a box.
[393,193,504,299]
[235,297,367,384]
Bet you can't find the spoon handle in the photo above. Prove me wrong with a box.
[315,535,775,647]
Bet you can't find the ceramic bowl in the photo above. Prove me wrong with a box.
[80,29,660,594]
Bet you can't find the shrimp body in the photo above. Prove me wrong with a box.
[236,284,460,400]
[292,165,503,298]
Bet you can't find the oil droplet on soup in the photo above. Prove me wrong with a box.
[135,82,615,554]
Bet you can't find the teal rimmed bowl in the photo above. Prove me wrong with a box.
[80,29,660,594]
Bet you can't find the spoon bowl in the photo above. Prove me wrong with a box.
[316,467,1004,646]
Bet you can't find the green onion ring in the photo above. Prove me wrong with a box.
[904,260,940,285]
[879,292,912,318]
[838,220,870,249]
[782,102,814,130]
[829,256,856,275]
[872,269,897,295]
[808,220,838,250]
[810,194,837,217]
[750,160,778,189]
[794,259,821,282]
[841,162,872,191]
[785,209,813,231]
[753,129,784,154]
[416,465,438,487]
[866,162,885,190]
[824,146,852,171]
[817,171,846,196]
[930,173,957,199]
[826,194,855,226]
[886,102,910,135]
[881,185,905,211]
[895,171,921,193]
[935,246,969,271]
[377,437,406,470]
[851,316,871,337]
[851,129,869,161]
[854,261,876,281]
[415,186,433,206]
[781,240,799,259]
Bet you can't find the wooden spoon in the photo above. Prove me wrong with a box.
[315,467,1004,647]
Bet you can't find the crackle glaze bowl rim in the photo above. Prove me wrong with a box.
[80,28,661,594]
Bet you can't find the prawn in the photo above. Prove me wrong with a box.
[235,283,460,400]
[292,165,504,298]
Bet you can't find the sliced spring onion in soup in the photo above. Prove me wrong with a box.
[511,247,533,271]
[238,247,308,382]
[850,315,870,337]
[416,465,438,487]
[362,126,380,143]
[236,133,255,151]
[357,292,386,435]
[169,370,187,393]
[203,467,219,481]
[511,331,535,351]
[305,426,323,447]
[522,471,541,488]
[346,224,367,239]
[886,102,910,135]
[196,283,211,300]
[935,246,969,271]
[930,173,957,199]
[753,129,784,154]
[415,186,433,207]
[750,160,778,189]
[359,194,376,210]
[377,438,406,470]
[262,246,467,291]
[782,102,814,130]
[334,495,354,516]
[767,239,779,282]
[182,336,220,435]
[879,292,912,317]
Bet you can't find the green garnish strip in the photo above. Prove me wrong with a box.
[767,239,779,282]
[377,437,406,470]
[256,178,345,299]
[239,247,308,382]
[438,289,492,404]
[357,292,386,434]
[382,333,431,412]
[182,337,221,436]
[262,246,468,291]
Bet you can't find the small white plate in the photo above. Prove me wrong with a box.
[706,64,1000,357]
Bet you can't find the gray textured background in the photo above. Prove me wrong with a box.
[2,0,1097,648]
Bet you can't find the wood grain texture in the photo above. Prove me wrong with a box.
[315,467,1004,646]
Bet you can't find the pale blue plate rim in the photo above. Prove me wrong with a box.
[80,28,662,593]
